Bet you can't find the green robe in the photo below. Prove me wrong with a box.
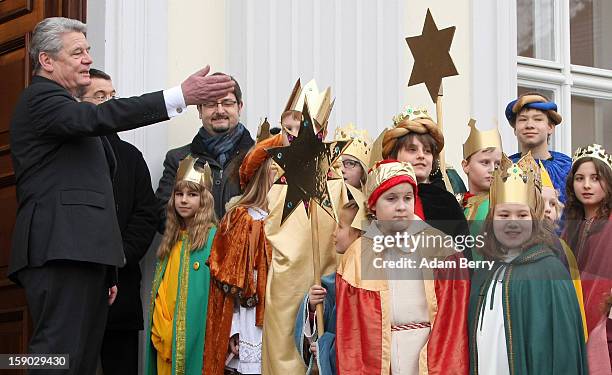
[468,246,588,374]
[463,193,489,262]
[144,227,217,375]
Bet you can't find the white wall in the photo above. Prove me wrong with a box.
[225,0,474,170]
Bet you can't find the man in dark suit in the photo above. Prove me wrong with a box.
[155,75,254,227]
[78,68,158,375]
[9,17,234,374]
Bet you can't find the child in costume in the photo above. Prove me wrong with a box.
[562,143,612,372]
[336,160,469,375]
[144,157,217,375]
[203,134,283,375]
[262,79,341,374]
[382,106,470,239]
[468,152,587,374]
[294,200,362,375]
[460,119,503,262]
[505,92,571,202]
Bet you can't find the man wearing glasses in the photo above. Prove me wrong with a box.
[156,74,254,225]
[78,68,159,375]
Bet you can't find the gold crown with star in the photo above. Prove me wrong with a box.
[284,78,335,130]
[391,106,432,126]
[334,123,372,168]
[176,155,213,190]
[572,144,612,171]
[490,152,542,209]
[462,118,502,159]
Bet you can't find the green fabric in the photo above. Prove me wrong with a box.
[144,227,217,375]
[446,167,467,194]
[468,246,588,374]
[464,197,489,262]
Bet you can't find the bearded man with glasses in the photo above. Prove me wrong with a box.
[156,74,254,226]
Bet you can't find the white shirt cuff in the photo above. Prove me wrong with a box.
[163,86,187,118]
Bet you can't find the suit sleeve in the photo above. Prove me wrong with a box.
[122,151,159,265]
[30,86,169,138]
[155,150,180,233]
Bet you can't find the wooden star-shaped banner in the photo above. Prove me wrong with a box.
[406,9,458,103]
[267,101,350,224]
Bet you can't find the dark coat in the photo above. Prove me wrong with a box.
[9,75,168,281]
[105,134,158,330]
[155,129,254,229]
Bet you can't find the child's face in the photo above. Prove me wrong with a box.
[333,209,360,254]
[373,183,415,233]
[174,187,201,221]
[542,186,560,222]
[573,161,606,209]
[341,155,364,189]
[492,203,533,249]
[462,148,502,194]
[396,138,433,183]
[281,115,300,137]
[513,108,553,149]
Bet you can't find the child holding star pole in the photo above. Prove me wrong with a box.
[261,83,348,374]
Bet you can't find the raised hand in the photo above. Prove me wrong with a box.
[181,65,235,106]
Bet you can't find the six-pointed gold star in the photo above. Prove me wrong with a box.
[406,9,458,103]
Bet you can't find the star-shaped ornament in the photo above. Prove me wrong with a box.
[267,101,351,224]
[405,9,458,103]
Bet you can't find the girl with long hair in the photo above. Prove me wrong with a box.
[203,134,283,375]
[562,144,612,373]
[469,153,587,374]
[144,157,217,375]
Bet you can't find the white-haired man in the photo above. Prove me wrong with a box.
[9,17,233,374]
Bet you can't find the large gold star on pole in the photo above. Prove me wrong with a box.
[405,9,458,103]
[266,101,350,224]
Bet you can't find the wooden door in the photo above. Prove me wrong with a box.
[0,0,86,365]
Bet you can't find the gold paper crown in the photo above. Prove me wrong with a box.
[392,106,431,126]
[256,117,272,142]
[284,78,335,130]
[490,152,541,209]
[366,161,417,200]
[539,160,554,189]
[176,155,213,190]
[334,123,372,167]
[462,118,502,159]
[572,143,612,171]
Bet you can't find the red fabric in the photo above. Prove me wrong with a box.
[414,194,425,220]
[461,192,475,208]
[367,175,419,209]
[427,252,470,374]
[336,273,384,375]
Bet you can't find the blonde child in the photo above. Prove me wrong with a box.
[294,200,362,375]
[144,157,217,375]
[203,134,283,375]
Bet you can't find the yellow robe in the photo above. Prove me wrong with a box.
[151,239,183,375]
[262,181,344,374]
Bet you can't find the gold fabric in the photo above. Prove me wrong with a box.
[176,156,213,189]
[151,239,183,375]
[490,152,542,213]
[462,119,502,159]
[261,180,343,375]
[365,161,417,199]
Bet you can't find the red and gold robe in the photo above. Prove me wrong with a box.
[336,221,470,374]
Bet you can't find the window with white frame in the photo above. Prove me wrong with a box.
[516,0,612,154]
